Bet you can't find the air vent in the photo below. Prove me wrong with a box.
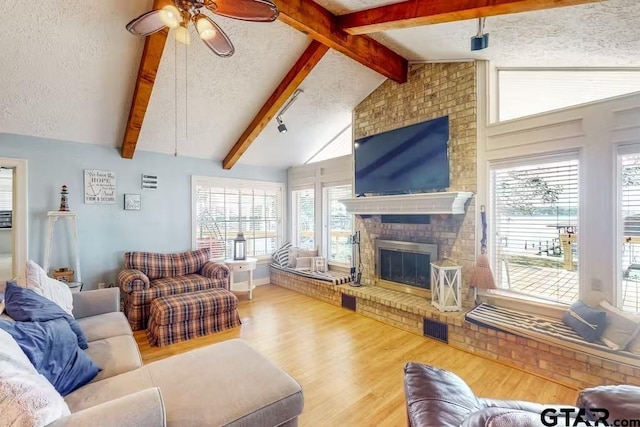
[423,318,448,343]
[342,294,356,311]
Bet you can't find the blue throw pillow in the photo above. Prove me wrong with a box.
[0,318,101,395]
[4,282,88,349]
[562,301,606,343]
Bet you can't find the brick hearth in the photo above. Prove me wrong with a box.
[270,267,640,390]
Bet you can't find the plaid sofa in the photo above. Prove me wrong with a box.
[117,248,230,331]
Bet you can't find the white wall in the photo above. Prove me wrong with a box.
[477,62,640,308]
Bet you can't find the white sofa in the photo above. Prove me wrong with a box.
[6,288,304,426]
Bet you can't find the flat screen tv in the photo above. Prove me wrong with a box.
[354,116,450,195]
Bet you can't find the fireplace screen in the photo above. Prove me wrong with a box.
[379,249,431,290]
[375,240,438,292]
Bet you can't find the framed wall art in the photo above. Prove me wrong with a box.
[84,170,116,204]
[124,194,141,211]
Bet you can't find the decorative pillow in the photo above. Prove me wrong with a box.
[272,242,292,267]
[288,247,299,268]
[598,300,640,351]
[294,257,314,271]
[24,260,74,315]
[0,318,101,396]
[0,291,4,314]
[311,257,328,273]
[0,329,71,425]
[627,330,640,354]
[4,282,88,350]
[562,301,606,343]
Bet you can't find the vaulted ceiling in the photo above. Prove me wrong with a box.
[1,0,638,169]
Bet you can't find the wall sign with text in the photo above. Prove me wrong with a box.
[84,170,116,204]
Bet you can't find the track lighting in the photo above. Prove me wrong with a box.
[277,117,288,134]
[275,89,303,135]
[470,17,489,51]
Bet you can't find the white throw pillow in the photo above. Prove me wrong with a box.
[24,260,74,315]
[598,300,640,351]
[294,257,314,271]
[0,329,71,426]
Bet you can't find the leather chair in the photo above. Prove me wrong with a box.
[404,362,640,427]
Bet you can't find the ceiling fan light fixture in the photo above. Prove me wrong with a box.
[175,24,191,45]
[195,15,217,40]
[159,5,181,29]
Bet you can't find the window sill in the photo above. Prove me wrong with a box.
[478,289,570,320]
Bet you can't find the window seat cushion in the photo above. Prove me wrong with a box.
[466,303,640,367]
[269,263,351,285]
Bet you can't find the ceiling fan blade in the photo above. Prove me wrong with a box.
[196,16,235,57]
[207,0,279,22]
[126,10,167,36]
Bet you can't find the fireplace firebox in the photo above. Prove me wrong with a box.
[375,240,438,297]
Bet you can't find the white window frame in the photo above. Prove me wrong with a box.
[0,157,27,280]
[291,187,315,251]
[191,176,284,262]
[322,182,353,267]
[616,143,640,312]
[488,151,581,305]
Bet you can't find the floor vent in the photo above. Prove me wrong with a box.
[342,294,356,311]
[423,318,448,343]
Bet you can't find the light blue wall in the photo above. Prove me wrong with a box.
[0,133,287,289]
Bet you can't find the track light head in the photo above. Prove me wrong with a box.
[277,117,287,134]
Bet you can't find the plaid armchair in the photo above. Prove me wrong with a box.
[117,248,230,331]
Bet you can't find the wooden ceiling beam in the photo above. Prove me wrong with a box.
[275,0,408,84]
[121,0,170,159]
[337,0,601,35]
[223,40,329,170]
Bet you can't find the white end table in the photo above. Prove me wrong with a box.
[224,258,258,300]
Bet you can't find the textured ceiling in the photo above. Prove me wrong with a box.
[0,0,150,146]
[2,0,639,168]
[319,0,640,67]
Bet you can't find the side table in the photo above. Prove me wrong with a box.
[224,258,258,300]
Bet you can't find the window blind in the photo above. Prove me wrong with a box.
[194,179,282,260]
[292,189,315,250]
[0,169,13,229]
[619,152,640,312]
[491,158,579,303]
[498,69,640,122]
[326,185,352,264]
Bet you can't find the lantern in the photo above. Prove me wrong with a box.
[431,260,462,312]
[233,232,247,260]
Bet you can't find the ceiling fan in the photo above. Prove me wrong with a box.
[126,0,279,57]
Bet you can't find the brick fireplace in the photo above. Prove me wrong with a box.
[353,62,478,308]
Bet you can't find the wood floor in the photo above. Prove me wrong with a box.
[134,285,578,426]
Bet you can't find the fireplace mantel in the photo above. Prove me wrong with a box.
[339,192,473,215]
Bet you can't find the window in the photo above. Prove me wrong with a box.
[292,189,315,250]
[498,69,640,122]
[325,185,352,264]
[618,148,640,313]
[0,168,12,229]
[306,126,352,164]
[193,177,283,260]
[490,155,579,304]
